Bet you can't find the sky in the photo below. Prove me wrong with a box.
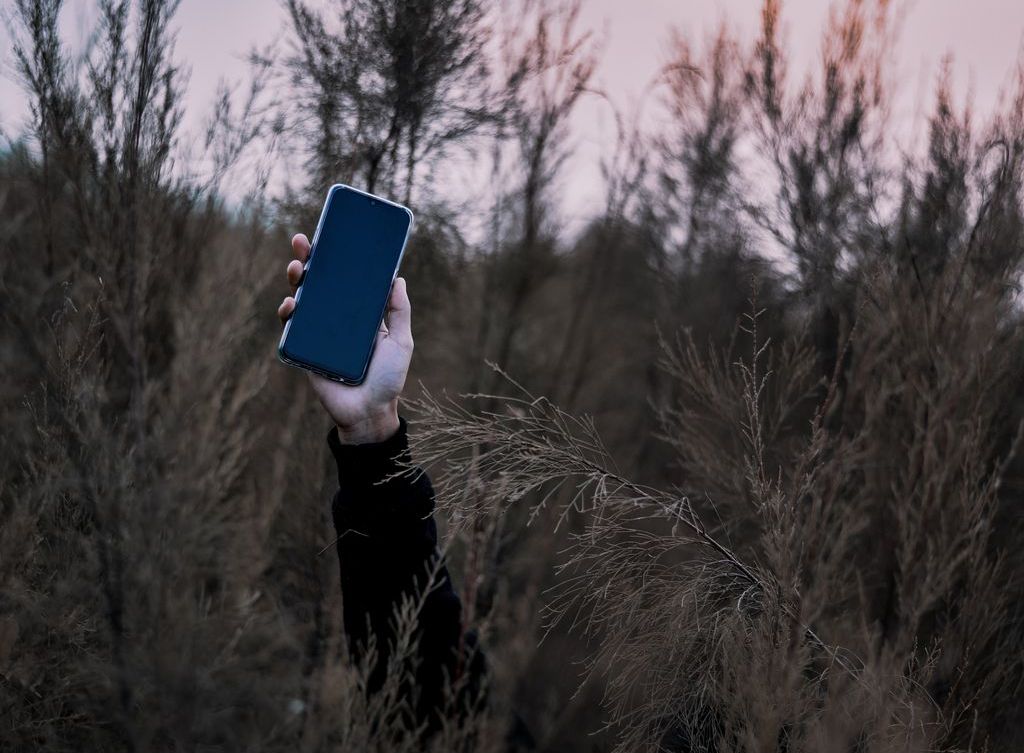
[2,0,1023,226]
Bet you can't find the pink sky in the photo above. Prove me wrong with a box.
[2,0,1023,223]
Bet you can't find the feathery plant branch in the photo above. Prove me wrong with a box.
[406,345,860,681]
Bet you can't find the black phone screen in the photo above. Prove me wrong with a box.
[279,185,413,383]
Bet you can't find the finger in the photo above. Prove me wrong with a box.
[277,296,295,324]
[291,233,310,262]
[386,277,412,349]
[287,259,304,289]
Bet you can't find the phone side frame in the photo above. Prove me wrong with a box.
[277,183,415,385]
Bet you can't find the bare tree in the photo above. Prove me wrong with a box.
[281,0,493,204]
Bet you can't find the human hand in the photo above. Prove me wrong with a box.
[277,233,412,444]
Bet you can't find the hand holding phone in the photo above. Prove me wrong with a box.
[279,184,413,384]
[276,185,415,444]
[277,234,413,445]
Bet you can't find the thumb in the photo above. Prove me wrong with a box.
[387,277,413,349]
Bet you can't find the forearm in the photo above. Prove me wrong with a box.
[329,418,474,724]
[332,400,400,445]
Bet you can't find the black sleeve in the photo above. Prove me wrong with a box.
[328,417,484,730]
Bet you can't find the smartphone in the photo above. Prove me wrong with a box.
[278,184,414,384]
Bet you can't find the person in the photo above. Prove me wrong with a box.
[276,232,489,737]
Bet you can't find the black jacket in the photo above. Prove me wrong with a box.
[328,417,485,732]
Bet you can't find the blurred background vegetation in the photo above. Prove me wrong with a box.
[2,0,1024,750]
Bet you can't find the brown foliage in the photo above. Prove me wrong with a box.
[2,0,1024,751]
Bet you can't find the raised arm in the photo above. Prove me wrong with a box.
[277,233,481,731]
[328,418,472,726]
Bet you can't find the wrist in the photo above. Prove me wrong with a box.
[334,402,400,445]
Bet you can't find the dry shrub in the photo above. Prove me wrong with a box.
[408,257,1024,752]
[3,0,1024,751]
[0,1,502,750]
